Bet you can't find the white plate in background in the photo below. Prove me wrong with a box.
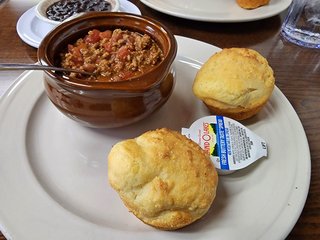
[0,36,310,240]
[16,0,141,48]
[140,0,292,22]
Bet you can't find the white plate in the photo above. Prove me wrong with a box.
[16,0,141,48]
[140,0,292,22]
[0,36,310,240]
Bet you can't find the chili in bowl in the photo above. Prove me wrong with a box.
[61,28,164,82]
[37,12,177,128]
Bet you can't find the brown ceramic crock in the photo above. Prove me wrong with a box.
[37,12,177,128]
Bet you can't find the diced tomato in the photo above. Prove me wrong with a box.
[69,46,80,55]
[119,70,134,80]
[127,35,135,45]
[117,46,129,60]
[99,30,112,39]
[103,42,113,52]
[82,63,96,73]
[67,44,74,52]
[71,57,83,65]
[85,29,101,44]
[110,31,122,43]
[70,46,83,65]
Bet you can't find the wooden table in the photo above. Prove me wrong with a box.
[0,0,319,239]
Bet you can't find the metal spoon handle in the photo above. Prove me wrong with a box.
[0,63,92,75]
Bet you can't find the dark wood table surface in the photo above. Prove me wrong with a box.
[0,0,319,239]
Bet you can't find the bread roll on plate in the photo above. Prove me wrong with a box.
[108,128,218,230]
[193,48,275,120]
[236,0,270,9]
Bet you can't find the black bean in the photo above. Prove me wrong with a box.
[46,0,111,21]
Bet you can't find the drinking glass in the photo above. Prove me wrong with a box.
[281,0,320,49]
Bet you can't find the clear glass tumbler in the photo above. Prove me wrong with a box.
[281,0,320,49]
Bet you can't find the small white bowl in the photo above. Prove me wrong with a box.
[35,0,120,26]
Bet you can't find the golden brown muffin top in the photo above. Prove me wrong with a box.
[193,48,275,110]
[108,128,218,230]
[236,0,270,9]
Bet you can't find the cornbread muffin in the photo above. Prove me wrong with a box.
[193,48,275,120]
[108,128,218,230]
[236,0,270,9]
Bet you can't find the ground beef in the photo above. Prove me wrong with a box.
[61,28,164,82]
